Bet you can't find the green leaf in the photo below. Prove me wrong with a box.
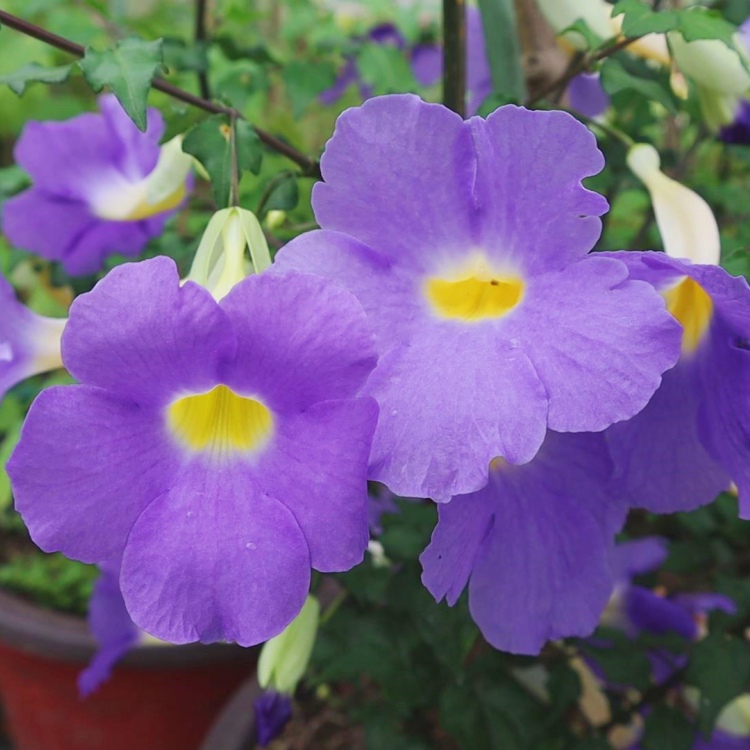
[678,7,739,49]
[182,115,262,208]
[282,59,336,117]
[560,19,606,51]
[641,706,694,750]
[477,0,526,101]
[357,43,417,96]
[580,629,653,690]
[0,63,72,96]
[78,38,164,132]
[612,0,679,36]
[234,119,263,176]
[600,58,678,113]
[686,633,750,734]
[262,173,299,213]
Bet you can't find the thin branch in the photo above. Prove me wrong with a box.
[0,9,321,178]
[442,0,467,117]
[525,35,643,107]
[194,0,211,100]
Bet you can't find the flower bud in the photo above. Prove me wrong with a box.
[627,144,720,266]
[187,207,272,299]
[258,595,320,695]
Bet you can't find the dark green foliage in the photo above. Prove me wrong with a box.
[79,38,164,131]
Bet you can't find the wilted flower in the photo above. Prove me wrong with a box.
[2,95,193,275]
[0,272,65,401]
[275,95,681,501]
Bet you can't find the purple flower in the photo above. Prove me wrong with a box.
[78,560,140,697]
[604,252,750,516]
[718,17,750,145]
[599,538,734,688]
[567,72,611,119]
[0,272,65,400]
[254,691,293,747]
[410,7,493,115]
[274,95,681,501]
[8,257,378,645]
[420,431,627,654]
[2,96,192,276]
[720,100,750,145]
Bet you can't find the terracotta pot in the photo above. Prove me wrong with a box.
[0,589,257,750]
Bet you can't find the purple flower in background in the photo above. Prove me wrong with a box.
[2,95,192,276]
[719,16,750,145]
[604,252,750,517]
[275,95,681,501]
[320,24,406,105]
[254,691,293,747]
[599,537,734,689]
[9,258,378,645]
[0,272,65,400]
[322,8,491,115]
[78,560,140,697]
[567,72,611,119]
[420,431,627,654]
[410,6,492,115]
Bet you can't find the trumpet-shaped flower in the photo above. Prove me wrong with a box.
[0,273,65,401]
[605,250,750,515]
[9,256,378,645]
[2,95,193,276]
[420,431,626,654]
[608,144,750,515]
[274,95,681,501]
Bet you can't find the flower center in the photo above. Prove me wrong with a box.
[662,277,713,354]
[167,385,273,456]
[425,259,524,322]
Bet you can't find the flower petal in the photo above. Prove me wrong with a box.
[470,107,608,275]
[220,270,377,411]
[313,94,478,271]
[9,385,176,563]
[78,560,139,697]
[62,257,236,404]
[365,326,548,501]
[507,255,682,432]
[606,358,729,513]
[121,463,311,646]
[421,432,620,654]
[272,229,422,354]
[260,399,376,572]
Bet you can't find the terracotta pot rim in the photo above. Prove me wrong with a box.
[0,588,257,667]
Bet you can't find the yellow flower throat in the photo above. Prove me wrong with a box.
[167,385,273,456]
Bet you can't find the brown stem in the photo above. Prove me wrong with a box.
[0,9,321,178]
[525,35,643,107]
